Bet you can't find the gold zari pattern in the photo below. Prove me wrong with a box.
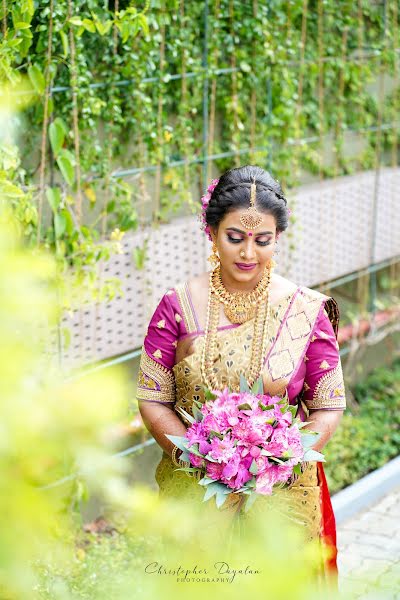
[175,283,198,334]
[308,361,346,410]
[137,347,175,403]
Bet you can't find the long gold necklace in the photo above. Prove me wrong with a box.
[201,263,274,391]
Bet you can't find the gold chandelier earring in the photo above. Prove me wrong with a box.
[208,240,220,266]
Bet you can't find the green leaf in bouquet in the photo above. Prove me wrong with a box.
[193,398,205,410]
[251,376,264,395]
[259,403,275,411]
[249,459,258,475]
[198,477,216,486]
[204,453,219,463]
[192,403,204,422]
[204,387,217,401]
[165,434,187,452]
[175,405,196,424]
[293,463,302,476]
[198,475,215,486]
[240,374,251,393]
[209,430,224,440]
[244,492,259,512]
[203,482,221,501]
[238,403,252,411]
[303,449,325,462]
[269,456,285,465]
[186,443,206,459]
[215,489,230,508]
[288,405,298,418]
[301,432,321,448]
[259,448,273,456]
[297,421,313,429]
[179,450,191,462]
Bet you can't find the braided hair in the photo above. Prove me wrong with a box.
[205,165,289,234]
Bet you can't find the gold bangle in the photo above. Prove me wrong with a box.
[171,445,181,466]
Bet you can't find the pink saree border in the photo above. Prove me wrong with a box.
[288,292,328,386]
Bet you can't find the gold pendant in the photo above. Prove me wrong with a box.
[224,303,256,324]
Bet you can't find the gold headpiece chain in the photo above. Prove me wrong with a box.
[239,177,264,230]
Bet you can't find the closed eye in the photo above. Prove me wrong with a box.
[227,234,272,246]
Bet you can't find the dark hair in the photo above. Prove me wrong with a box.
[205,165,288,234]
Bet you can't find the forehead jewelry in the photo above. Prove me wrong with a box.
[239,177,263,230]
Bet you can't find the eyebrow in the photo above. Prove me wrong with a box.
[225,227,274,235]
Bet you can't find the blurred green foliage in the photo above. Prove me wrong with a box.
[1,0,399,282]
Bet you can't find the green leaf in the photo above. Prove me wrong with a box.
[94,19,112,36]
[69,17,83,26]
[175,405,195,424]
[14,21,31,29]
[198,477,216,486]
[46,187,61,213]
[249,459,258,475]
[238,402,252,411]
[293,463,302,476]
[164,435,187,453]
[59,30,69,57]
[215,489,229,508]
[192,404,204,422]
[204,388,217,401]
[209,430,223,440]
[137,14,149,36]
[240,374,251,393]
[28,64,45,95]
[49,118,66,157]
[54,212,66,238]
[240,61,251,72]
[300,433,320,448]
[251,377,263,395]
[203,482,220,501]
[56,150,75,186]
[82,18,96,33]
[303,449,325,462]
[62,208,74,235]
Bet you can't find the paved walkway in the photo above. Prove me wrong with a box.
[337,485,400,598]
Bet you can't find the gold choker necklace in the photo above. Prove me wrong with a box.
[210,262,274,324]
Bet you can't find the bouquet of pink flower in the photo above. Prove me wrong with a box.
[166,376,324,512]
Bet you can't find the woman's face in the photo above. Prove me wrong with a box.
[210,209,277,288]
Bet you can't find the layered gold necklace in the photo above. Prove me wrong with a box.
[201,262,274,391]
[210,264,272,323]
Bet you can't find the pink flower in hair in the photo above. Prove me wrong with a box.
[199,178,219,241]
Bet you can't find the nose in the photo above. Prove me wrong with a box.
[243,238,257,261]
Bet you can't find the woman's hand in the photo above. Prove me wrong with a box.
[303,409,344,453]
[138,401,187,458]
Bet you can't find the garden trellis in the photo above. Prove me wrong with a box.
[1,0,399,369]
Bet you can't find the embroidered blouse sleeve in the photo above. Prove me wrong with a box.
[302,304,346,411]
[136,290,183,406]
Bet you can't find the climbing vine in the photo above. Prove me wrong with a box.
[0,0,399,306]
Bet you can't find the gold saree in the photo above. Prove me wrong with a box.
[154,284,340,545]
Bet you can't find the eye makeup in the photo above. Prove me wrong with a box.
[226,233,272,246]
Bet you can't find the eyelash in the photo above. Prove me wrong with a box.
[227,234,271,247]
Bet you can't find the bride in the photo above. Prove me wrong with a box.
[137,165,346,581]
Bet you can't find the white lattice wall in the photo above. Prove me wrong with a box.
[60,167,399,369]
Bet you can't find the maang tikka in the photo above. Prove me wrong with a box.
[240,177,263,230]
